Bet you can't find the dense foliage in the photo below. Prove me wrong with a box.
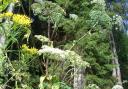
[0,0,127,89]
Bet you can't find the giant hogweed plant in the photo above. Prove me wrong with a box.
[35,35,89,89]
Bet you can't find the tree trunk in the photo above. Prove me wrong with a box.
[110,31,122,85]
[74,67,85,89]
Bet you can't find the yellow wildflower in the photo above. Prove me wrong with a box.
[28,47,38,55]
[21,44,38,55]
[12,14,32,26]
[0,12,13,18]
[0,12,32,26]
[22,44,28,50]
[4,12,13,17]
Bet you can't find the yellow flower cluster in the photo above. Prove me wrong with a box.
[21,44,38,55]
[0,12,32,26]
[12,14,32,26]
[0,12,13,18]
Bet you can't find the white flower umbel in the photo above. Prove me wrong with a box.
[38,45,90,67]
[38,45,66,61]
[113,15,124,31]
[65,50,90,67]
[35,35,50,42]
[112,85,123,89]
